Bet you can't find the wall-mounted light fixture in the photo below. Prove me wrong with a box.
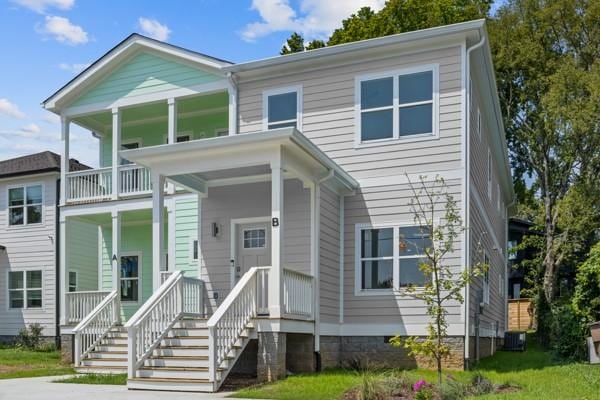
[212,222,220,237]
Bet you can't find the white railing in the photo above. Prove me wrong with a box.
[282,268,314,319]
[119,164,152,196]
[183,276,205,315]
[73,290,119,366]
[207,266,269,388]
[160,271,173,284]
[66,167,112,202]
[65,290,111,325]
[126,271,205,378]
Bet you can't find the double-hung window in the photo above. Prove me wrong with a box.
[357,65,437,143]
[8,270,42,309]
[9,185,42,226]
[263,86,302,130]
[357,224,432,294]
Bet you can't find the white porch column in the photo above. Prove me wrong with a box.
[167,198,176,272]
[167,98,177,144]
[60,116,70,206]
[111,210,122,323]
[111,108,121,200]
[269,159,284,318]
[152,172,166,291]
[59,217,67,326]
[227,77,237,136]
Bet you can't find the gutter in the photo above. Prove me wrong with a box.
[463,33,486,368]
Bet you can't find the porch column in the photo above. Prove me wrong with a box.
[111,108,121,200]
[59,217,67,326]
[60,116,70,206]
[167,98,177,144]
[269,159,284,318]
[167,198,176,272]
[152,172,166,291]
[111,211,122,324]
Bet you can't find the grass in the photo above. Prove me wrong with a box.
[232,335,600,399]
[0,347,74,379]
[54,373,128,385]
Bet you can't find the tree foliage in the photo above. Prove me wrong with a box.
[390,175,487,386]
[572,242,600,324]
[280,32,325,55]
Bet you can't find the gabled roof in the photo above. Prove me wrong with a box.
[0,151,89,179]
[43,33,233,111]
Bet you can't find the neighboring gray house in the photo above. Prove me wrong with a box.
[42,19,513,391]
[0,152,88,343]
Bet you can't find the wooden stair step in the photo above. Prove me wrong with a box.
[129,377,211,383]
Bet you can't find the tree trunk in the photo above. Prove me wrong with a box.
[541,158,557,303]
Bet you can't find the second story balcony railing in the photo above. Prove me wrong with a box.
[66,164,154,203]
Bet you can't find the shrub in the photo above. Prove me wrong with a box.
[357,371,386,400]
[469,372,495,396]
[15,324,44,350]
[548,302,588,360]
[572,243,600,323]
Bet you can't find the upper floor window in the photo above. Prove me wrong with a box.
[9,185,42,226]
[8,270,42,309]
[263,86,302,130]
[357,65,437,144]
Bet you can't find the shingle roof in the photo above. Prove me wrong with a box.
[0,151,90,179]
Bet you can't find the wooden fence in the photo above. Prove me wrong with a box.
[508,298,534,331]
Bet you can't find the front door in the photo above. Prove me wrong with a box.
[236,223,270,282]
[120,254,140,303]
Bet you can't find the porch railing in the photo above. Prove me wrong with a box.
[207,266,269,389]
[119,164,152,196]
[65,290,111,325]
[282,268,314,319]
[66,167,112,202]
[256,268,269,315]
[126,271,205,378]
[73,290,119,366]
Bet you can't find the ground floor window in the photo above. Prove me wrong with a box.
[8,270,42,308]
[120,255,140,302]
[357,224,432,293]
[68,271,77,292]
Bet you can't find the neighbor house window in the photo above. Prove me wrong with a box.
[9,185,42,226]
[483,253,490,304]
[264,86,302,130]
[357,66,437,143]
[8,270,42,309]
[243,229,266,249]
[477,109,482,139]
[176,135,190,143]
[357,225,432,293]
[68,271,77,292]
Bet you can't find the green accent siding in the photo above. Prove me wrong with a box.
[71,52,224,107]
[66,219,99,292]
[174,196,199,276]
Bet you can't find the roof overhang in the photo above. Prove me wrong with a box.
[120,128,358,195]
[43,33,232,112]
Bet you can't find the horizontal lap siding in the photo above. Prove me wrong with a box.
[0,175,58,337]
[67,219,99,291]
[319,186,340,323]
[238,46,463,179]
[343,178,463,326]
[175,196,199,277]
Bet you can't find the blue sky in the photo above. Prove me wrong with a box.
[0,0,504,167]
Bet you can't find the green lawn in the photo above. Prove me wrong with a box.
[54,373,128,385]
[233,335,600,399]
[0,348,74,379]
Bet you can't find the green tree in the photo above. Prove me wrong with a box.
[489,0,600,303]
[280,33,326,55]
[390,175,487,386]
[573,243,600,324]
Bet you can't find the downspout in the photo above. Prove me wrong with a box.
[463,34,486,369]
[55,178,61,348]
[226,72,238,136]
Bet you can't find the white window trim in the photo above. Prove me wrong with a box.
[163,130,194,144]
[120,251,142,304]
[7,269,44,310]
[262,85,303,131]
[354,64,440,148]
[498,272,504,297]
[68,271,78,292]
[354,222,432,297]
[6,182,44,228]
[477,108,482,140]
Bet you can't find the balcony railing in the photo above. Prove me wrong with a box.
[119,164,152,196]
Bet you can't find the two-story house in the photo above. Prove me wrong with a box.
[0,151,88,343]
[42,19,513,392]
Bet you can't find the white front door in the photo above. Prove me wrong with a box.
[236,223,270,282]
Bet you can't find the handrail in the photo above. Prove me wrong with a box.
[72,290,119,366]
[207,266,269,387]
[65,166,112,177]
[126,271,205,378]
[65,290,111,325]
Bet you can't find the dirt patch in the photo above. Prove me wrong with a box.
[0,365,35,374]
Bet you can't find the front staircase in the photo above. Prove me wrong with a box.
[76,325,127,374]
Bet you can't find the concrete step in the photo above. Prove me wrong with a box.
[128,377,214,392]
[144,356,209,368]
[153,346,209,357]
[137,366,219,380]
[161,336,208,347]
[82,357,127,367]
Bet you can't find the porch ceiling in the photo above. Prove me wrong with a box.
[120,128,358,195]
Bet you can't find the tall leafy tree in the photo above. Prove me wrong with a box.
[280,32,326,55]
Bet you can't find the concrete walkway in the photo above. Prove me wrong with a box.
[0,375,247,400]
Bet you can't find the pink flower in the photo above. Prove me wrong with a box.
[413,379,427,391]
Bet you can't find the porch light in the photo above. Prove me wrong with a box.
[212,222,221,237]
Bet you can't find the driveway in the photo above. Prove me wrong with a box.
[0,376,247,400]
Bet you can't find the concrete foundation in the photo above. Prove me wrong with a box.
[60,333,74,364]
[257,331,287,382]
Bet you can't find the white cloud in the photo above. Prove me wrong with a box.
[241,0,385,42]
[0,98,26,119]
[38,15,89,45]
[21,123,41,134]
[43,112,60,124]
[11,0,74,13]
[58,62,90,73]
[138,17,171,41]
